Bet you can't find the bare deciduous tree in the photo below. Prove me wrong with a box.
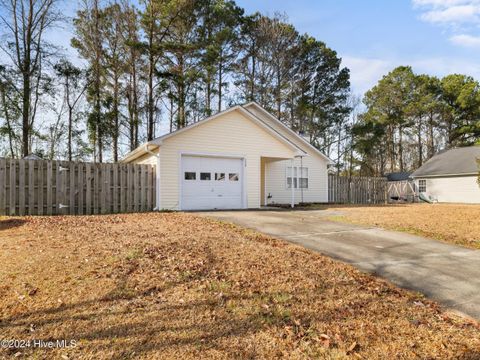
[0,0,62,157]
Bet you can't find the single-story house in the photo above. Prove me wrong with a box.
[122,102,332,211]
[411,146,480,204]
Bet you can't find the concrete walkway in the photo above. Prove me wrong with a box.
[197,209,480,319]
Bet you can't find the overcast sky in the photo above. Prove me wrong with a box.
[31,0,480,96]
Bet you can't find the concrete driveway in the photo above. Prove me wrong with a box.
[197,209,480,320]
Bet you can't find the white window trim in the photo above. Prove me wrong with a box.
[286,166,309,190]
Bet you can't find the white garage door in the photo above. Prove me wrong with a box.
[181,156,244,210]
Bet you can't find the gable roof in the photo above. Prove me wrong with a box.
[122,104,310,163]
[243,102,333,163]
[411,146,480,178]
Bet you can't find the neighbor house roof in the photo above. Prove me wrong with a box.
[411,146,480,178]
[386,172,411,181]
[122,103,331,163]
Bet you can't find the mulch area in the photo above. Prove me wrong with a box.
[0,212,479,359]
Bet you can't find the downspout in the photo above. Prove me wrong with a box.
[291,158,295,208]
[144,144,161,211]
[300,156,304,204]
[291,154,306,208]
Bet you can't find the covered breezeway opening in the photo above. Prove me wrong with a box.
[260,155,303,208]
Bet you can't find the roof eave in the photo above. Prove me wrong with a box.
[121,142,160,163]
[242,102,333,163]
[411,172,479,178]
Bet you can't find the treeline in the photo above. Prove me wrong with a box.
[1,1,479,176]
[353,66,480,176]
[0,0,350,163]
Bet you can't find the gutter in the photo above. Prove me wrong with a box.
[411,172,479,178]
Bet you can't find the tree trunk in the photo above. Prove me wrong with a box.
[68,107,73,161]
[218,60,223,112]
[276,69,281,119]
[398,126,404,172]
[417,118,423,167]
[112,73,119,162]
[250,48,256,101]
[206,77,211,116]
[22,72,31,158]
[428,111,435,158]
[66,74,73,162]
[169,94,174,132]
[147,49,155,141]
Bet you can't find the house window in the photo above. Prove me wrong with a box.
[229,173,239,181]
[200,172,211,181]
[215,173,225,181]
[287,166,308,189]
[418,179,426,192]
[184,172,196,180]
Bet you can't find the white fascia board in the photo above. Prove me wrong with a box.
[121,142,159,163]
[151,105,305,156]
[411,172,478,178]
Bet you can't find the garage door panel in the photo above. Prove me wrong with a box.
[181,156,243,210]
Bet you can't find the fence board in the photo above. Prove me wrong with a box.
[0,158,5,216]
[38,161,44,215]
[85,163,91,215]
[78,162,84,215]
[328,174,387,205]
[18,160,25,215]
[28,160,35,215]
[113,164,118,213]
[0,158,156,216]
[120,164,126,213]
[47,161,53,215]
[9,160,16,216]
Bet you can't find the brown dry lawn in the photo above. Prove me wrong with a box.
[322,203,480,250]
[0,213,479,359]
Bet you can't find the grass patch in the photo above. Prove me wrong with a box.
[324,203,480,249]
[0,212,478,359]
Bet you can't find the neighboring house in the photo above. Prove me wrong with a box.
[411,146,480,204]
[23,154,43,160]
[122,102,332,210]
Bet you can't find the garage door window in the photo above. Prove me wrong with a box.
[215,173,225,181]
[200,172,211,181]
[229,173,239,181]
[185,172,196,180]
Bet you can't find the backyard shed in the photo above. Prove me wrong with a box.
[411,146,480,203]
[122,102,332,210]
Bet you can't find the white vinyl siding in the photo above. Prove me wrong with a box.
[417,176,480,203]
[127,105,331,209]
[154,109,296,210]
[245,104,329,204]
[266,156,328,204]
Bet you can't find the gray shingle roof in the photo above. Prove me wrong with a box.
[411,146,480,177]
[386,172,412,181]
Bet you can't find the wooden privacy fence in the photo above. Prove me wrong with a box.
[328,174,388,204]
[0,158,156,216]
